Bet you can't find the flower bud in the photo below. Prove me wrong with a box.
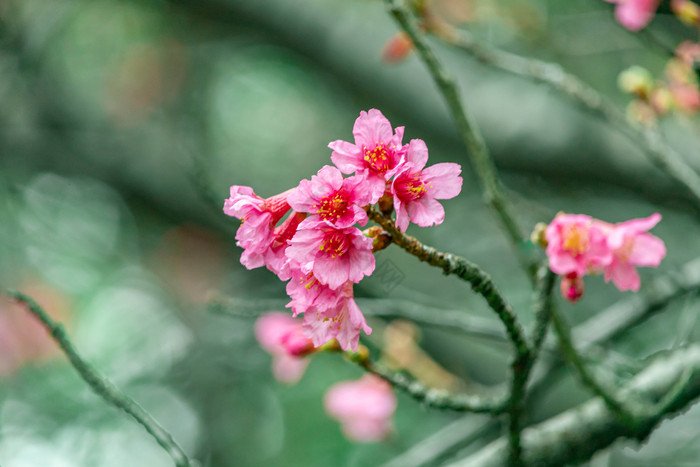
[672,0,700,26]
[618,66,654,99]
[530,222,548,248]
[560,273,584,303]
[381,32,414,64]
[650,86,674,115]
[280,327,316,357]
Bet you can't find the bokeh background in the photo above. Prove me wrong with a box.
[1,0,700,465]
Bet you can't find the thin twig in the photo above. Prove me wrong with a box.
[383,0,537,278]
[550,304,636,424]
[354,354,508,413]
[433,25,700,211]
[367,207,530,361]
[6,290,194,467]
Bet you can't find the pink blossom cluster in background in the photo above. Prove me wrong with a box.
[545,213,666,302]
[224,109,462,352]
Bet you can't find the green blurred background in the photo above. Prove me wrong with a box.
[1,0,700,465]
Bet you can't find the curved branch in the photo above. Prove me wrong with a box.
[355,356,508,413]
[367,207,530,360]
[432,25,700,211]
[6,290,194,467]
[383,0,537,278]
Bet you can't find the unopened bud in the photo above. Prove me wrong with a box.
[280,328,316,357]
[560,273,584,303]
[626,100,657,126]
[344,344,370,365]
[650,86,674,115]
[530,222,548,248]
[618,66,654,99]
[381,32,414,64]
[672,0,700,26]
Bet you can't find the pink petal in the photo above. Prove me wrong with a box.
[352,109,394,148]
[421,163,463,199]
[329,140,363,174]
[406,197,445,228]
[629,233,666,267]
[272,354,309,384]
[405,139,429,171]
[610,261,641,292]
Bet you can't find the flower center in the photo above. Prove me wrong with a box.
[396,174,428,200]
[299,271,320,291]
[563,225,589,256]
[363,143,394,172]
[319,230,351,258]
[317,192,349,221]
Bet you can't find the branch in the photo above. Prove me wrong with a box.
[367,207,530,361]
[382,0,537,278]
[352,354,507,413]
[6,290,194,467]
[447,344,700,466]
[433,26,700,211]
[507,266,556,465]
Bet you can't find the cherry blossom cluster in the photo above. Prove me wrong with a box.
[544,213,666,302]
[224,109,462,351]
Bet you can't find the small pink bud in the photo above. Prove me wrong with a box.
[381,32,414,64]
[560,273,585,303]
[280,327,316,357]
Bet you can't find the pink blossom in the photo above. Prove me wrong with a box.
[328,109,406,202]
[223,186,294,269]
[286,268,343,316]
[286,226,375,289]
[264,212,307,280]
[287,165,371,229]
[302,282,371,351]
[391,139,463,231]
[602,213,666,292]
[545,214,612,277]
[607,0,660,31]
[324,375,397,442]
[255,312,312,384]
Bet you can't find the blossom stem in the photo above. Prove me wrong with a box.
[5,290,194,467]
[382,0,536,279]
[430,24,700,212]
[367,206,531,360]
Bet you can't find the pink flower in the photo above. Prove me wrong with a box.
[286,226,375,289]
[602,213,666,292]
[545,214,612,277]
[324,375,397,442]
[287,165,371,229]
[607,0,660,31]
[255,312,313,384]
[264,212,307,280]
[286,268,343,316]
[223,186,294,269]
[302,282,371,351]
[329,109,406,202]
[391,139,463,231]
